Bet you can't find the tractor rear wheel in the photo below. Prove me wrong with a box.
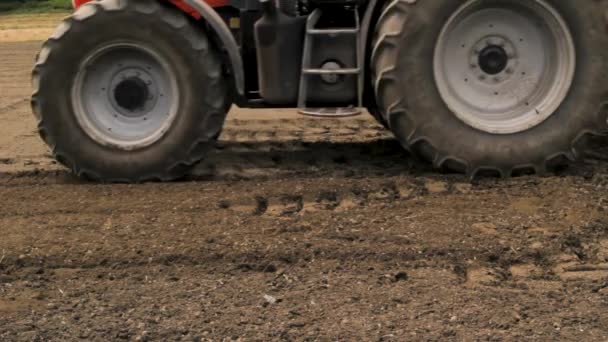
[372,0,608,177]
[32,0,230,182]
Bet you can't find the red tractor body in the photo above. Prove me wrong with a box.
[72,0,228,16]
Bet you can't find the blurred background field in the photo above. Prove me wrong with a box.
[0,0,68,42]
[0,12,67,30]
[0,0,71,14]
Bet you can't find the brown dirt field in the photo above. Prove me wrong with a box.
[2,15,608,342]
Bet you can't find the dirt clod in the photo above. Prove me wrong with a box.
[394,271,408,282]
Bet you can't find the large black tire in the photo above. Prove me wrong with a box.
[371,0,608,177]
[32,0,230,182]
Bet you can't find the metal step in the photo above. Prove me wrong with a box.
[302,68,360,75]
[298,107,362,118]
[297,8,363,115]
[307,28,359,35]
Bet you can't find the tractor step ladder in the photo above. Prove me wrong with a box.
[297,8,363,118]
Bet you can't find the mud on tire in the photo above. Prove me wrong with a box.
[372,0,608,177]
[32,0,230,182]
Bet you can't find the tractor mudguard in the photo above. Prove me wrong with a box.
[359,0,379,106]
[181,0,245,96]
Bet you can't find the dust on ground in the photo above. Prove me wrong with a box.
[2,13,608,341]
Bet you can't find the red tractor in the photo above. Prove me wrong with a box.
[33,0,608,181]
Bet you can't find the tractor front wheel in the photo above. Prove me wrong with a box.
[32,0,230,182]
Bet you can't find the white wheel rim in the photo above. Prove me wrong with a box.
[72,43,180,150]
[433,0,575,134]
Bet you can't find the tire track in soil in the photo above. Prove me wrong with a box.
[0,98,29,115]
[0,112,422,185]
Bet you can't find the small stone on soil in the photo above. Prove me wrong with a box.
[263,294,278,305]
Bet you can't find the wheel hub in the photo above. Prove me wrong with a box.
[478,45,508,75]
[109,67,158,118]
[114,78,149,112]
[468,35,518,85]
[433,0,575,134]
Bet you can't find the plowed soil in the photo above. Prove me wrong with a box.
[2,17,608,341]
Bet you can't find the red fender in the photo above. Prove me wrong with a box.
[71,0,229,17]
